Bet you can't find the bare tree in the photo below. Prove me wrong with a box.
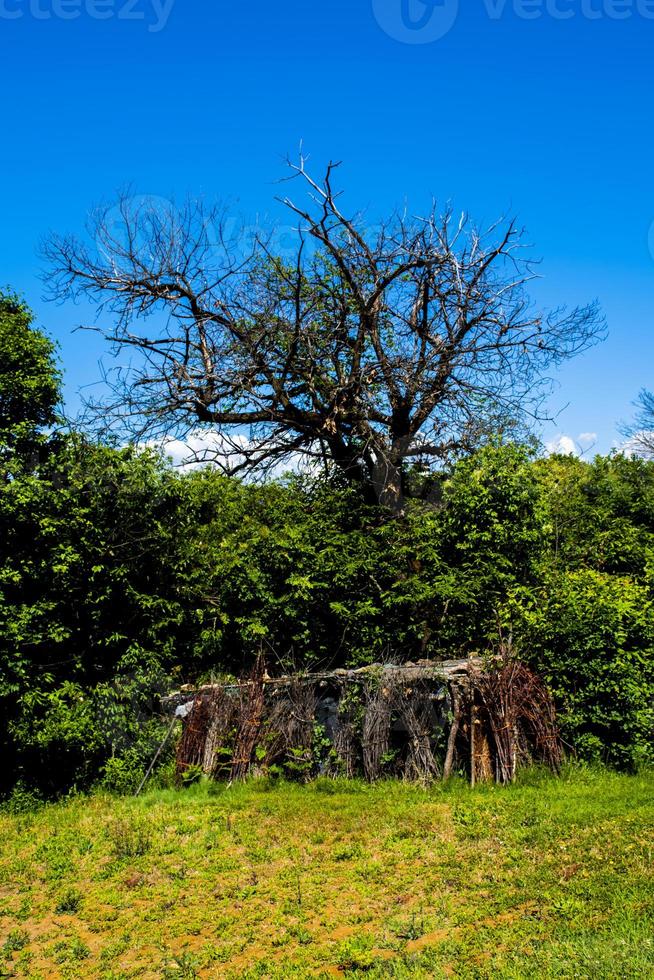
[43,157,604,513]
[622,389,654,458]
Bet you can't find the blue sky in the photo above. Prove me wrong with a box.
[1,0,653,454]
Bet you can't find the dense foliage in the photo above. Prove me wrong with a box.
[0,291,60,471]
[1,296,652,799]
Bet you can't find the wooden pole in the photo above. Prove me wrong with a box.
[134,715,177,797]
[443,685,461,780]
[470,696,476,788]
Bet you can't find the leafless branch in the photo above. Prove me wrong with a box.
[43,159,606,511]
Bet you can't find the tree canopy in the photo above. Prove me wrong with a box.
[0,290,61,471]
[44,161,604,512]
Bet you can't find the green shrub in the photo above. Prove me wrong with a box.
[101,751,147,796]
[509,569,654,769]
[1,929,28,957]
[2,400,654,795]
[179,763,203,788]
[106,817,152,860]
[55,888,82,914]
[0,782,43,815]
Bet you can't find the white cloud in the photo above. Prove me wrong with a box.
[618,432,654,459]
[545,435,579,457]
[544,432,602,457]
[148,429,315,479]
[156,431,238,471]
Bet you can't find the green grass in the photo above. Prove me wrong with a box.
[0,768,652,978]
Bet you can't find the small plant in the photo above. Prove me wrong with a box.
[1,929,28,956]
[36,835,75,882]
[338,685,365,729]
[212,745,235,780]
[380,748,399,768]
[333,842,364,862]
[313,776,336,795]
[101,753,147,796]
[180,764,203,788]
[53,936,90,963]
[1,783,43,815]
[396,911,425,941]
[55,888,82,914]
[160,952,198,979]
[336,937,377,972]
[452,804,487,838]
[289,924,312,946]
[107,817,152,859]
[283,746,313,781]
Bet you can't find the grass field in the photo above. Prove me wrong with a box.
[0,768,652,979]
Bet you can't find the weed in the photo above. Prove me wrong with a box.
[288,924,312,945]
[0,784,43,816]
[333,842,365,861]
[180,765,203,788]
[160,952,198,978]
[312,776,337,795]
[53,936,90,963]
[1,929,28,956]
[35,834,76,881]
[106,816,152,859]
[335,937,377,972]
[396,911,425,941]
[55,888,82,914]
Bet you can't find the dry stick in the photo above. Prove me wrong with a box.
[230,656,266,782]
[362,686,391,781]
[134,715,178,797]
[470,695,476,789]
[175,693,212,779]
[473,660,563,783]
[398,679,442,782]
[443,684,461,780]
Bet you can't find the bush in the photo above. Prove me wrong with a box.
[101,751,147,796]
[1,782,44,815]
[106,817,152,860]
[509,569,654,769]
[55,888,82,914]
[2,417,654,793]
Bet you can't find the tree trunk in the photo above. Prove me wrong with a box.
[371,457,405,515]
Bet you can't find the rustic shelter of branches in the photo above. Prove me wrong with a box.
[167,658,562,786]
